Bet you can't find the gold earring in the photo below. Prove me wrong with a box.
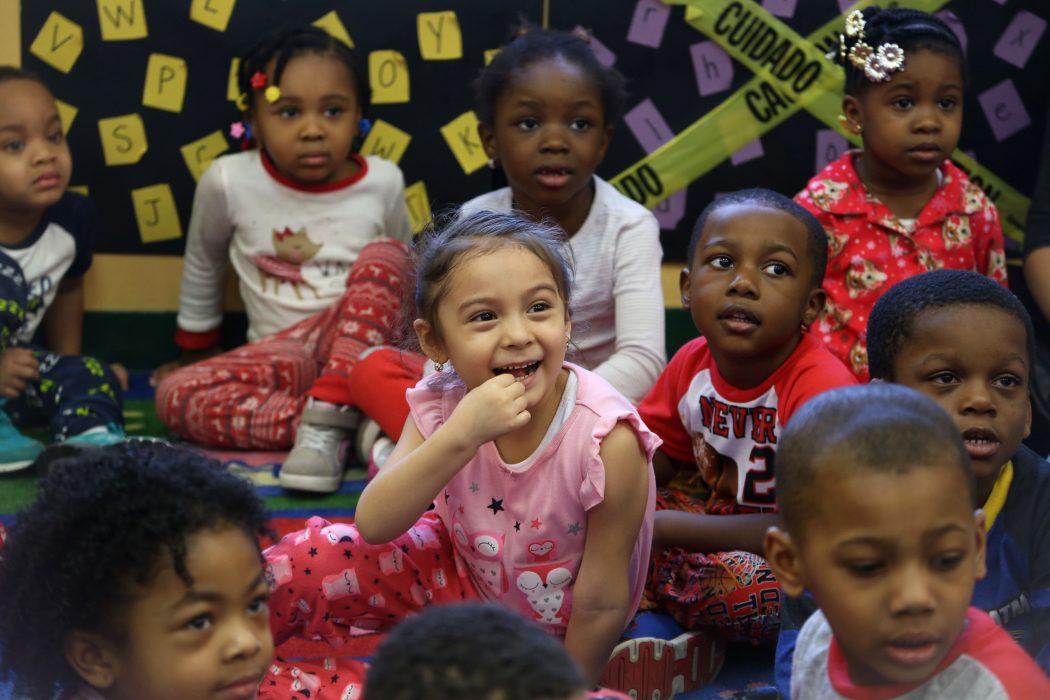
[487,157,497,169]
[434,360,445,373]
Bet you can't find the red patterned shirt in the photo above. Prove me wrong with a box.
[796,151,1007,381]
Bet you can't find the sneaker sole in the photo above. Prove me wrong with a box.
[0,457,38,474]
[599,631,726,700]
[278,470,342,493]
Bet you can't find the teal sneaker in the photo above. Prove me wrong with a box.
[0,410,45,473]
[65,423,127,446]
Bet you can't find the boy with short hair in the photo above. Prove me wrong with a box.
[868,269,1049,671]
[765,383,1050,698]
[774,270,1050,694]
[0,67,125,471]
[619,189,855,681]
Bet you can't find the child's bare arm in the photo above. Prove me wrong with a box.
[654,509,780,555]
[652,447,692,487]
[356,374,530,544]
[564,422,650,685]
[42,276,84,356]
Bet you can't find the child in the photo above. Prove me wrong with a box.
[262,210,657,694]
[633,188,856,653]
[353,27,666,477]
[797,7,1007,381]
[461,27,666,403]
[869,269,1049,669]
[617,189,856,697]
[773,269,1050,695]
[0,67,126,473]
[366,602,631,700]
[152,26,413,493]
[0,441,275,700]
[765,383,1050,698]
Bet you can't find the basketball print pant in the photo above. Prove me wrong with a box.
[644,488,781,644]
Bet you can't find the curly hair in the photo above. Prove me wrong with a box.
[834,7,965,96]
[474,26,628,128]
[866,269,1034,382]
[0,442,271,699]
[366,602,585,700]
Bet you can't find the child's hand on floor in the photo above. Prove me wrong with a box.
[149,346,222,387]
[0,348,40,399]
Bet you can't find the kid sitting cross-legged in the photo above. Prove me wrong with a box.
[0,441,274,700]
[354,26,667,475]
[261,210,657,697]
[152,25,413,494]
[765,383,1050,699]
[0,67,127,472]
[617,189,855,697]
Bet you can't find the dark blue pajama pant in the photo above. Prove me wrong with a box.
[0,252,122,441]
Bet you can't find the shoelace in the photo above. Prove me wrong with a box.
[297,422,345,452]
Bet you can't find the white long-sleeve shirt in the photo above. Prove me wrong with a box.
[176,151,411,345]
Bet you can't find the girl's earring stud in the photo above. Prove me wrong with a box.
[487,157,498,169]
[837,114,862,135]
[434,360,445,373]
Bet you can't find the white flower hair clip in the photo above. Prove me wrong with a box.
[828,10,906,83]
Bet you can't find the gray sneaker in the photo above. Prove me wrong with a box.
[279,400,360,493]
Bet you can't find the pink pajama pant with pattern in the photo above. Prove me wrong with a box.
[258,515,632,700]
[155,239,424,449]
[258,513,482,699]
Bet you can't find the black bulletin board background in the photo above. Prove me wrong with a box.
[19,1,1050,265]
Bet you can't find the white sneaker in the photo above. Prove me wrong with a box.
[279,400,359,493]
[355,416,383,466]
[366,435,396,480]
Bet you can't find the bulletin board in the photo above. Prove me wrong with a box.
[14,0,1050,267]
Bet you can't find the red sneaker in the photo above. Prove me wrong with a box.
[599,630,726,700]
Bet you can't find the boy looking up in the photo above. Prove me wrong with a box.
[636,188,855,644]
